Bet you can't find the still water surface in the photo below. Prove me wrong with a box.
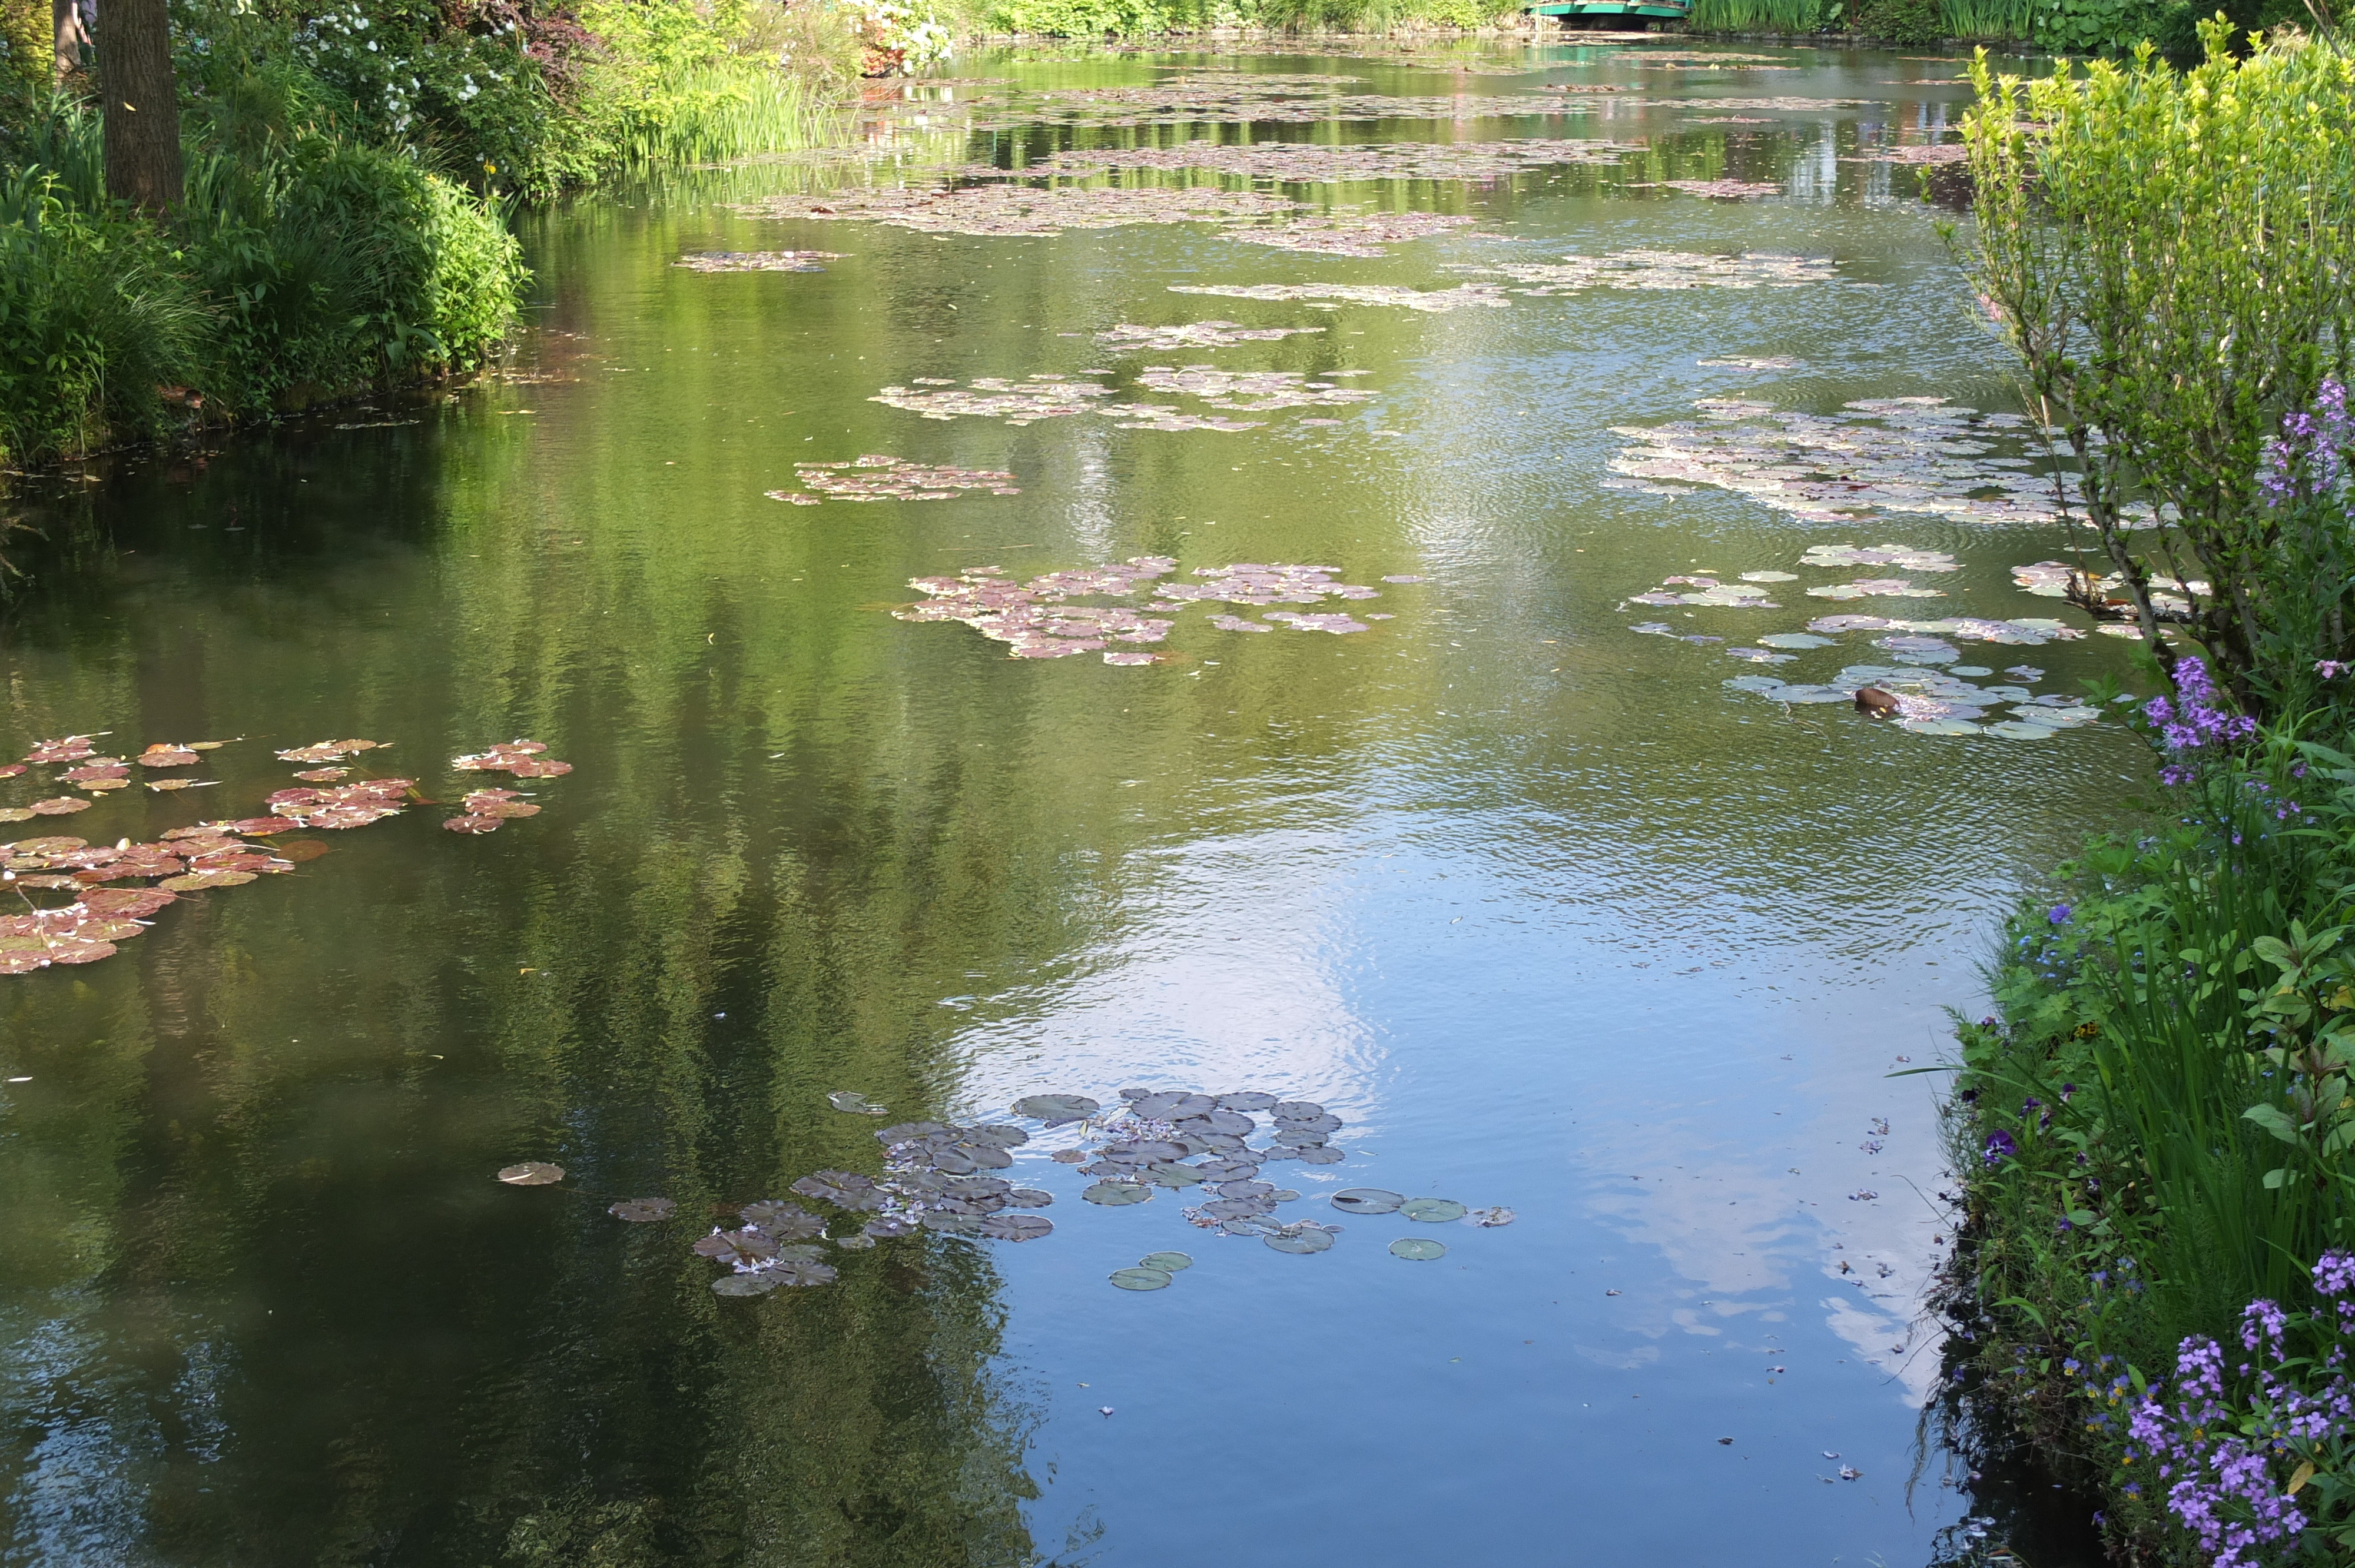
[3,38,2131,1566]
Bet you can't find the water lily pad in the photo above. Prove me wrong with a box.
[1467,1207,1517,1227]
[1083,1181,1152,1205]
[834,1232,877,1250]
[1004,1188,1055,1207]
[1139,1164,1204,1187]
[694,1229,779,1264]
[977,1213,1053,1241]
[1331,1187,1405,1215]
[1138,1251,1194,1272]
[765,1258,838,1286]
[1985,720,2056,739]
[792,1171,887,1210]
[1271,1101,1326,1121]
[828,1090,890,1115]
[1402,1198,1468,1222]
[1012,1093,1100,1122]
[1216,1091,1277,1111]
[1899,717,1983,736]
[1218,1180,1275,1200]
[1110,1266,1173,1291]
[875,1121,948,1145]
[1757,632,1836,649]
[961,1123,1031,1148]
[1264,1226,1336,1254]
[1390,1237,1448,1260]
[712,1273,780,1296]
[1132,1091,1215,1119]
[497,1162,565,1185]
[609,1198,676,1222]
[741,1200,825,1238]
[1295,1145,1346,1165]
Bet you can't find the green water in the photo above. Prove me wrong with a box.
[2,39,2124,1566]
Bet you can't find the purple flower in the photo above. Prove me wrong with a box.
[1982,1129,2017,1167]
[2049,903,2074,925]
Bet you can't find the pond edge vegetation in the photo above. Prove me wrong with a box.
[1940,24,2355,1565]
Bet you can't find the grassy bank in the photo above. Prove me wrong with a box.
[0,0,858,469]
[1942,27,2355,1564]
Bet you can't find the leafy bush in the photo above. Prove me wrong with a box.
[1958,28,2355,712]
[1856,0,1943,42]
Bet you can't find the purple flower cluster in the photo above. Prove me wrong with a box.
[2126,1253,2355,1566]
[2147,656,2259,786]
[2258,378,2350,509]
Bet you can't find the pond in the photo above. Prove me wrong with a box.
[1,36,2131,1567]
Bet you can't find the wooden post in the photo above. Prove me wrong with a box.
[98,0,182,211]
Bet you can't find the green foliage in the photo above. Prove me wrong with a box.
[968,0,1520,36]
[0,89,522,464]
[1686,0,1840,33]
[1939,0,2036,38]
[1953,722,2355,1549]
[1959,29,2355,710]
[0,165,205,465]
[1856,0,1944,41]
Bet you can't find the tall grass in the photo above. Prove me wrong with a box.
[602,62,845,168]
[1685,0,1829,35]
[1941,0,2034,38]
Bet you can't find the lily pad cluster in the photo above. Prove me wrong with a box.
[1724,662,2105,739]
[1453,250,1835,294]
[1166,282,1509,314]
[674,250,846,272]
[0,832,289,974]
[1011,137,1638,186]
[451,740,573,779]
[1636,178,1784,200]
[2,735,238,819]
[1607,396,2132,527]
[957,82,1609,133]
[893,558,1393,663]
[870,370,1374,431]
[737,182,1305,239]
[1231,211,1481,259]
[765,454,1021,504]
[1132,367,1375,412]
[1094,320,1326,352]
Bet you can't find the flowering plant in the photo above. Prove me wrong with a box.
[2126,1255,2355,1566]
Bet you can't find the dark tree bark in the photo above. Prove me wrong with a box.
[55,0,90,78]
[98,0,181,212]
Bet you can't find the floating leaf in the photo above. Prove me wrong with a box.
[792,1171,887,1211]
[1109,1266,1173,1291]
[1264,1226,1336,1254]
[160,870,257,891]
[961,1123,1030,1148]
[1004,1188,1054,1208]
[740,1201,825,1239]
[765,1258,838,1286]
[1083,1181,1152,1206]
[712,1273,780,1297]
[828,1090,890,1115]
[497,1162,565,1185]
[1294,1146,1346,1165]
[1216,1091,1277,1111]
[1467,1207,1517,1227]
[609,1198,676,1222]
[28,798,88,816]
[1331,1188,1405,1215]
[977,1214,1053,1241]
[1390,1237,1448,1260]
[1011,1092,1100,1122]
[1138,1251,1193,1272]
[1401,1198,1468,1222]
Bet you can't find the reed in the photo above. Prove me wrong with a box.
[1684,0,1826,34]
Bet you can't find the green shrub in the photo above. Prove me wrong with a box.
[0,167,205,465]
[1856,0,1943,39]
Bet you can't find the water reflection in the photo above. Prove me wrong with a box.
[0,35,2120,1567]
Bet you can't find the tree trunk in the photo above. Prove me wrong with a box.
[98,0,180,212]
[54,0,89,78]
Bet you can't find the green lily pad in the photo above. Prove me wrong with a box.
[1390,1237,1448,1260]
[1331,1187,1404,1215]
[828,1090,889,1115]
[1138,1251,1193,1272]
[1264,1226,1336,1254]
[1013,1093,1100,1122]
[1139,1163,1204,1187]
[1295,1145,1346,1165]
[977,1213,1053,1241]
[609,1198,675,1222]
[1401,1198,1468,1222]
[1110,1266,1173,1291]
[1083,1181,1152,1206]
[712,1273,780,1296]
[496,1162,565,1186]
[1899,717,1982,736]
[1985,719,2055,739]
